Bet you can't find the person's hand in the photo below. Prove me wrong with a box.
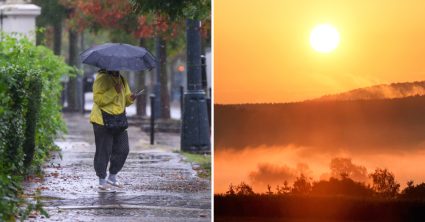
[114,83,122,93]
[130,93,136,101]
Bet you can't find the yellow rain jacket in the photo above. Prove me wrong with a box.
[90,71,134,125]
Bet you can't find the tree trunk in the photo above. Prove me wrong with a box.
[80,31,85,55]
[136,38,147,116]
[157,37,170,119]
[80,31,86,113]
[53,21,62,56]
[66,29,79,111]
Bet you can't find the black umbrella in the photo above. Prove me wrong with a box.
[80,43,156,71]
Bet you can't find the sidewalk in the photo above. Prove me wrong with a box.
[24,113,211,221]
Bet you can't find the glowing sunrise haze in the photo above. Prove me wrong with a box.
[214,0,425,104]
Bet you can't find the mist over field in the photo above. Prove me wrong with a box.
[215,82,425,193]
[215,146,425,193]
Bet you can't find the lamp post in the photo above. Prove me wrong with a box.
[201,55,208,93]
[181,19,210,153]
[153,37,163,119]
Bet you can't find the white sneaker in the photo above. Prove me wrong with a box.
[98,184,115,192]
[107,179,124,188]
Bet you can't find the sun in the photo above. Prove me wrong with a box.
[310,24,340,53]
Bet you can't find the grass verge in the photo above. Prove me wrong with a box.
[180,152,211,179]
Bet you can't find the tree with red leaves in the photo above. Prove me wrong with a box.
[129,0,211,152]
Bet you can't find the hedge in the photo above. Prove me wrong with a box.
[0,33,76,221]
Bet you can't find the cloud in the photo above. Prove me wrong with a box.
[249,162,311,186]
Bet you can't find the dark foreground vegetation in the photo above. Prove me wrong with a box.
[0,34,74,221]
[215,168,425,221]
[215,194,425,221]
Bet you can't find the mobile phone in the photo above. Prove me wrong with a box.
[134,89,145,96]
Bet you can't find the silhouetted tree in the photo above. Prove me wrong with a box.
[226,183,236,196]
[406,180,414,188]
[276,180,291,195]
[401,182,425,200]
[266,184,273,195]
[292,174,312,195]
[235,182,255,196]
[369,168,400,198]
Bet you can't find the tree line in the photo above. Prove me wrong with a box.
[215,95,425,150]
[216,165,425,220]
[224,168,413,198]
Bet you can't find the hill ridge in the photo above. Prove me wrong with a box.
[314,80,425,102]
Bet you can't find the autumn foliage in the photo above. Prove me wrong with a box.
[57,0,210,40]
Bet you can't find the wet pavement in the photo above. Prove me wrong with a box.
[24,113,211,221]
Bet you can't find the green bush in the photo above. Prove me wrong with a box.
[23,73,43,167]
[0,65,30,174]
[0,34,77,171]
[0,65,40,221]
[0,33,75,221]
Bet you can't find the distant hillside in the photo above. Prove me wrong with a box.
[315,81,425,101]
[215,95,425,150]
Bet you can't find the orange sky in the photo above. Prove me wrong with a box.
[215,0,425,104]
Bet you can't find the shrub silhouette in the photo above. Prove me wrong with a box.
[369,168,400,198]
[276,180,291,195]
[226,182,255,196]
[401,181,425,200]
[311,177,373,197]
[217,168,425,220]
[292,174,312,195]
[226,183,236,196]
[266,184,273,195]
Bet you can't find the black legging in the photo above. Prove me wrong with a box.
[93,123,129,179]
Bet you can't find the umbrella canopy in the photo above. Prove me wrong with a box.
[80,43,157,71]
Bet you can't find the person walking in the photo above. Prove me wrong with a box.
[90,69,135,191]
